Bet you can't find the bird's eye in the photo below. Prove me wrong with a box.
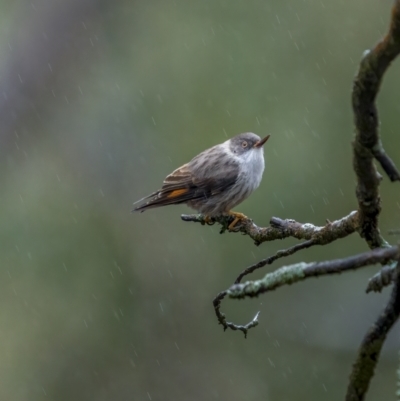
[242,141,248,148]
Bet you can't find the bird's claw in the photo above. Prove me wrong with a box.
[227,211,248,231]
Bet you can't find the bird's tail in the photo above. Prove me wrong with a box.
[132,189,190,213]
[131,191,159,213]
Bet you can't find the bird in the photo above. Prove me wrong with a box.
[132,132,270,230]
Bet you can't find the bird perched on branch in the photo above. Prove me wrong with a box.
[133,132,270,230]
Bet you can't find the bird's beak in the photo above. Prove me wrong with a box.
[254,134,270,148]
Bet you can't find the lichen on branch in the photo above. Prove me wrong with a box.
[227,246,400,300]
[181,210,359,246]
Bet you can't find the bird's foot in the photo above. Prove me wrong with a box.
[226,211,248,231]
[203,215,215,226]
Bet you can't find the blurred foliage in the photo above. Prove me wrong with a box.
[1,0,400,400]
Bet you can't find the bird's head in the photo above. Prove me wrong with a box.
[229,132,270,156]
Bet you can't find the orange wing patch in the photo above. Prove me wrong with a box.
[167,188,188,198]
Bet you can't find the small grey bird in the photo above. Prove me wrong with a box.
[133,132,270,229]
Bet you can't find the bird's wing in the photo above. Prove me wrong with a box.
[132,163,194,212]
[188,146,240,195]
[132,149,239,212]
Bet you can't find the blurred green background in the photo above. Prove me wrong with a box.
[1,1,400,400]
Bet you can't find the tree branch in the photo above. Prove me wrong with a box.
[352,0,400,248]
[227,246,400,299]
[346,261,400,401]
[343,3,400,398]
[181,210,358,246]
[366,261,398,293]
[213,246,400,337]
[213,239,318,337]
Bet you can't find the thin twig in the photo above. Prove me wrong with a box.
[234,240,316,284]
[212,291,260,338]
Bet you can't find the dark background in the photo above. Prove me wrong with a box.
[2,1,400,400]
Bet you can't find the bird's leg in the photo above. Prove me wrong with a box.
[227,211,248,231]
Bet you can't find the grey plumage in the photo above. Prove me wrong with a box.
[133,132,269,217]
